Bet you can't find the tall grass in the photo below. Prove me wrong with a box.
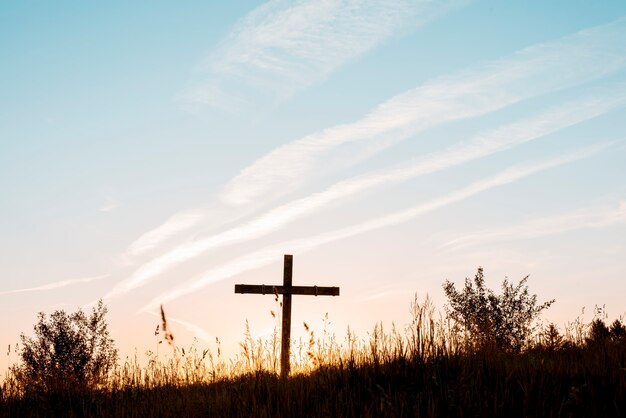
[1,295,625,417]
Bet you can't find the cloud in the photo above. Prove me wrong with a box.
[126,210,205,258]
[0,275,108,296]
[180,0,465,108]
[107,86,626,298]
[141,144,607,311]
[169,317,215,343]
[441,200,626,250]
[146,311,215,343]
[168,316,214,343]
[99,195,120,212]
[219,17,626,207]
[122,204,258,263]
[358,287,401,303]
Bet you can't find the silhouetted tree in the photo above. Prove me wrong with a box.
[609,319,626,341]
[586,318,610,346]
[541,323,563,351]
[443,267,555,352]
[13,300,117,393]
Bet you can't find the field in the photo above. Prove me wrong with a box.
[1,296,625,417]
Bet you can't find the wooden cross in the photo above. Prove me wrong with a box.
[234,254,339,378]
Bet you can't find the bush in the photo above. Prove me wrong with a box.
[13,300,117,393]
[443,267,554,352]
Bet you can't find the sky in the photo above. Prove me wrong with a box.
[2,0,626,372]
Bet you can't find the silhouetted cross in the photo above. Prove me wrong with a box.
[234,254,340,378]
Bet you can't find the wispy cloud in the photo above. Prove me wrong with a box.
[126,210,205,258]
[167,316,214,343]
[122,203,258,263]
[146,311,215,343]
[109,86,626,298]
[358,286,402,303]
[141,144,607,311]
[111,18,626,299]
[219,17,626,206]
[181,0,465,108]
[441,201,626,251]
[0,275,108,296]
[167,316,215,342]
[99,195,120,212]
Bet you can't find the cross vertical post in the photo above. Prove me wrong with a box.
[281,254,293,379]
[234,254,340,379]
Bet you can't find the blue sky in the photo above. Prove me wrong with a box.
[2,1,626,369]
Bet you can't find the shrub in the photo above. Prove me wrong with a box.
[13,300,117,393]
[443,267,554,352]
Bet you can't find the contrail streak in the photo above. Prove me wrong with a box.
[220,17,626,206]
[141,143,609,311]
[441,201,626,250]
[109,87,625,298]
[0,275,108,296]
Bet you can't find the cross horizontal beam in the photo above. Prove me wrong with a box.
[234,284,339,296]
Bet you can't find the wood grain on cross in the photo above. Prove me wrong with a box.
[234,254,339,378]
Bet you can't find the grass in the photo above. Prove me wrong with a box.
[1,296,625,417]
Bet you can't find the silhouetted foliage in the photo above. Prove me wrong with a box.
[13,300,117,393]
[609,318,626,340]
[3,294,626,417]
[540,322,563,351]
[586,318,610,345]
[585,317,626,346]
[443,267,555,352]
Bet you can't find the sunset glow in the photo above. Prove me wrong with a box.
[2,1,626,378]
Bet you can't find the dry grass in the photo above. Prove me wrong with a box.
[1,295,625,417]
